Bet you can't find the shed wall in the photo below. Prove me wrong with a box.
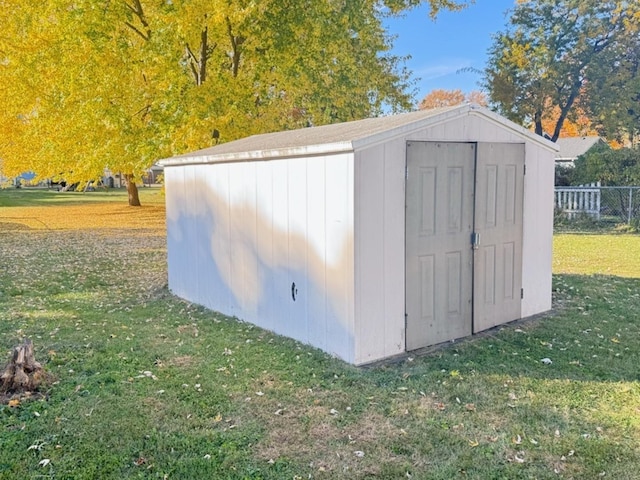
[165,153,356,363]
[353,113,553,364]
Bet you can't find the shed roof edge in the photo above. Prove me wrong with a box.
[159,141,355,167]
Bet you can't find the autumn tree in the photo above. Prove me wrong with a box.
[418,89,487,109]
[0,0,472,206]
[585,23,640,146]
[483,0,639,142]
[540,103,599,139]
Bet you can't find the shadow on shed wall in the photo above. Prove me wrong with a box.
[165,165,355,362]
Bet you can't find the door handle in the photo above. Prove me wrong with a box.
[471,232,480,250]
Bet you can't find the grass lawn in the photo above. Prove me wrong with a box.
[1,190,639,479]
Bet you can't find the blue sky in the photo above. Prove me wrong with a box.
[384,0,516,106]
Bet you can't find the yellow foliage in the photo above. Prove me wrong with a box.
[0,204,166,232]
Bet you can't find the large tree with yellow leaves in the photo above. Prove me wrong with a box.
[0,0,471,205]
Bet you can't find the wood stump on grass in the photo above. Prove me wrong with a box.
[1,339,46,397]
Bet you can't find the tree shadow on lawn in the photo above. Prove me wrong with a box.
[399,273,640,385]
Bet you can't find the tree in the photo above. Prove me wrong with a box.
[540,103,599,138]
[484,0,639,142]
[0,0,472,206]
[572,145,640,222]
[585,24,640,146]
[573,144,640,186]
[418,89,486,109]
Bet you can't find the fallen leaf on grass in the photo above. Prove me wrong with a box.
[28,441,46,451]
[8,399,20,407]
[39,459,50,467]
[465,403,476,411]
[354,451,365,457]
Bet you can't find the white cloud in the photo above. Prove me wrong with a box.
[414,59,473,80]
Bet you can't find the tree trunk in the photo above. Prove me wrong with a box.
[1,339,45,395]
[124,174,141,206]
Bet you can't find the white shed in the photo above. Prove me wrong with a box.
[160,104,557,365]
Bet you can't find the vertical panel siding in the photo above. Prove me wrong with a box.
[306,157,327,352]
[520,144,554,316]
[354,145,386,364]
[287,159,309,343]
[382,140,408,358]
[184,166,200,301]
[269,160,292,333]
[353,140,406,365]
[165,153,356,364]
[255,161,275,333]
[165,166,188,299]
[324,154,355,362]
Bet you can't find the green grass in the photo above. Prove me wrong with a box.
[1,192,639,479]
[0,186,164,207]
[554,234,640,277]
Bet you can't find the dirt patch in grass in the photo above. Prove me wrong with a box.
[253,390,406,476]
[168,355,195,368]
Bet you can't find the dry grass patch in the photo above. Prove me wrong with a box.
[252,387,407,477]
[168,355,195,368]
[256,405,404,476]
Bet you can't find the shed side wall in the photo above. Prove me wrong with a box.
[164,153,356,363]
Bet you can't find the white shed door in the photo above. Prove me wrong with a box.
[405,142,524,351]
[473,143,524,332]
[405,142,475,349]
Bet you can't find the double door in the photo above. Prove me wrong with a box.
[405,141,524,350]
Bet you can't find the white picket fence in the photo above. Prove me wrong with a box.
[555,182,601,219]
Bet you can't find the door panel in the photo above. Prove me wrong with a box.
[406,142,475,350]
[473,143,524,332]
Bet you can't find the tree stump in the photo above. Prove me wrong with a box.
[1,339,45,395]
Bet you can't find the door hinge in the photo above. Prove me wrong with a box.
[405,165,409,180]
[523,164,527,175]
[521,288,524,299]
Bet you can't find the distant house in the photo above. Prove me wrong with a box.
[102,164,163,188]
[554,136,607,167]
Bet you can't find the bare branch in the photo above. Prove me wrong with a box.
[125,21,150,42]
[124,0,151,41]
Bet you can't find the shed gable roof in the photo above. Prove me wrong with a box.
[160,104,556,166]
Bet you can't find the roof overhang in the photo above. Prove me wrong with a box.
[159,104,558,167]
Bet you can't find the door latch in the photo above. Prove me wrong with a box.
[471,232,480,250]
